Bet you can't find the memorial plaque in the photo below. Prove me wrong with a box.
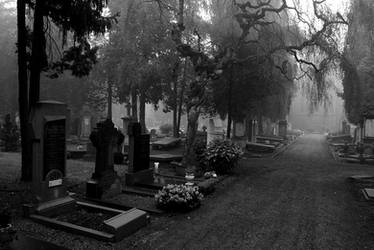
[43,119,66,180]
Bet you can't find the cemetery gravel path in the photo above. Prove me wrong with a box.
[121,134,374,250]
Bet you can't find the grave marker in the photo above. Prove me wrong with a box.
[87,119,122,198]
[28,101,75,213]
[125,122,153,185]
[278,120,288,139]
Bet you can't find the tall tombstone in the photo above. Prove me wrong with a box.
[121,116,135,152]
[207,119,215,144]
[248,120,258,142]
[87,119,122,198]
[80,115,91,138]
[207,119,225,143]
[234,121,246,138]
[28,101,75,212]
[278,120,288,138]
[124,122,153,185]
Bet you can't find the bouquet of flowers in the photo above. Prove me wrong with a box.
[155,184,203,212]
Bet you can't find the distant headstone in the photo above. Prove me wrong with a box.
[278,120,287,138]
[28,101,75,213]
[207,119,225,143]
[246,119,257,142]
[121,117,135,146]
[234,121,245,138]
[125,122,153,185]
[80,115,91,138]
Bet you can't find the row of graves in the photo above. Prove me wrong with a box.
[327,119,374,164]
[240,119,302,158]
[3,101,221,247]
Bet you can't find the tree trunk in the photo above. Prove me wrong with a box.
[171,61,180,137]
[107,80,112,119]
[172,79,178,137]
[17,0,31,181]
[173,106,178,137]
[182,106,200,168]
[177,92,183,136]
[29,0,45,107]
[177,60,187,135]
[139,92,146,133]
[131,88,138,121]
[226,65,233,139]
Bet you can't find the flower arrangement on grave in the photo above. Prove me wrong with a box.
[202,139,243,174]
[155,184,203,212]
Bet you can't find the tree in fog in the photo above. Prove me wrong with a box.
[161,0,348,166]
[17,0,116,180]
[342,0,374,125]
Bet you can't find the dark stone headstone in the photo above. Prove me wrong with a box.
[129,134,150,172]
[125,122,153,185]
[87,119,122,198]
[28,101,75,214]
[128,122,141,136]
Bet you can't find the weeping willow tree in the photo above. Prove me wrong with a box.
[152,0,348,167]
[342,0,374,125]
[18,0,117,180]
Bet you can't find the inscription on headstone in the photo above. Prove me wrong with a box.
[43,119,65,180]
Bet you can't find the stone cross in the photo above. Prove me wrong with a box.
[88,119,122,198]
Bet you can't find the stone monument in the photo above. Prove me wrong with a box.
[278,120,288,138]
[124,122,153,185]
[86,119,122,198]
[28,101,75,213]
[246,119,257,142]
[80,115,91,138]
[121,116,135,152]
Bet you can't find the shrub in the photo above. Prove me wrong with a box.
[159,124,173,135]
[155,184,203,212]
[203,139,243,174]
[194,139,208,170]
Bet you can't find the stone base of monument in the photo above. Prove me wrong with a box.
[87,170,123,200]
[26,201,149,242]
[124,169,154,186]
[123,173,220,197]
[246,142,276,153]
